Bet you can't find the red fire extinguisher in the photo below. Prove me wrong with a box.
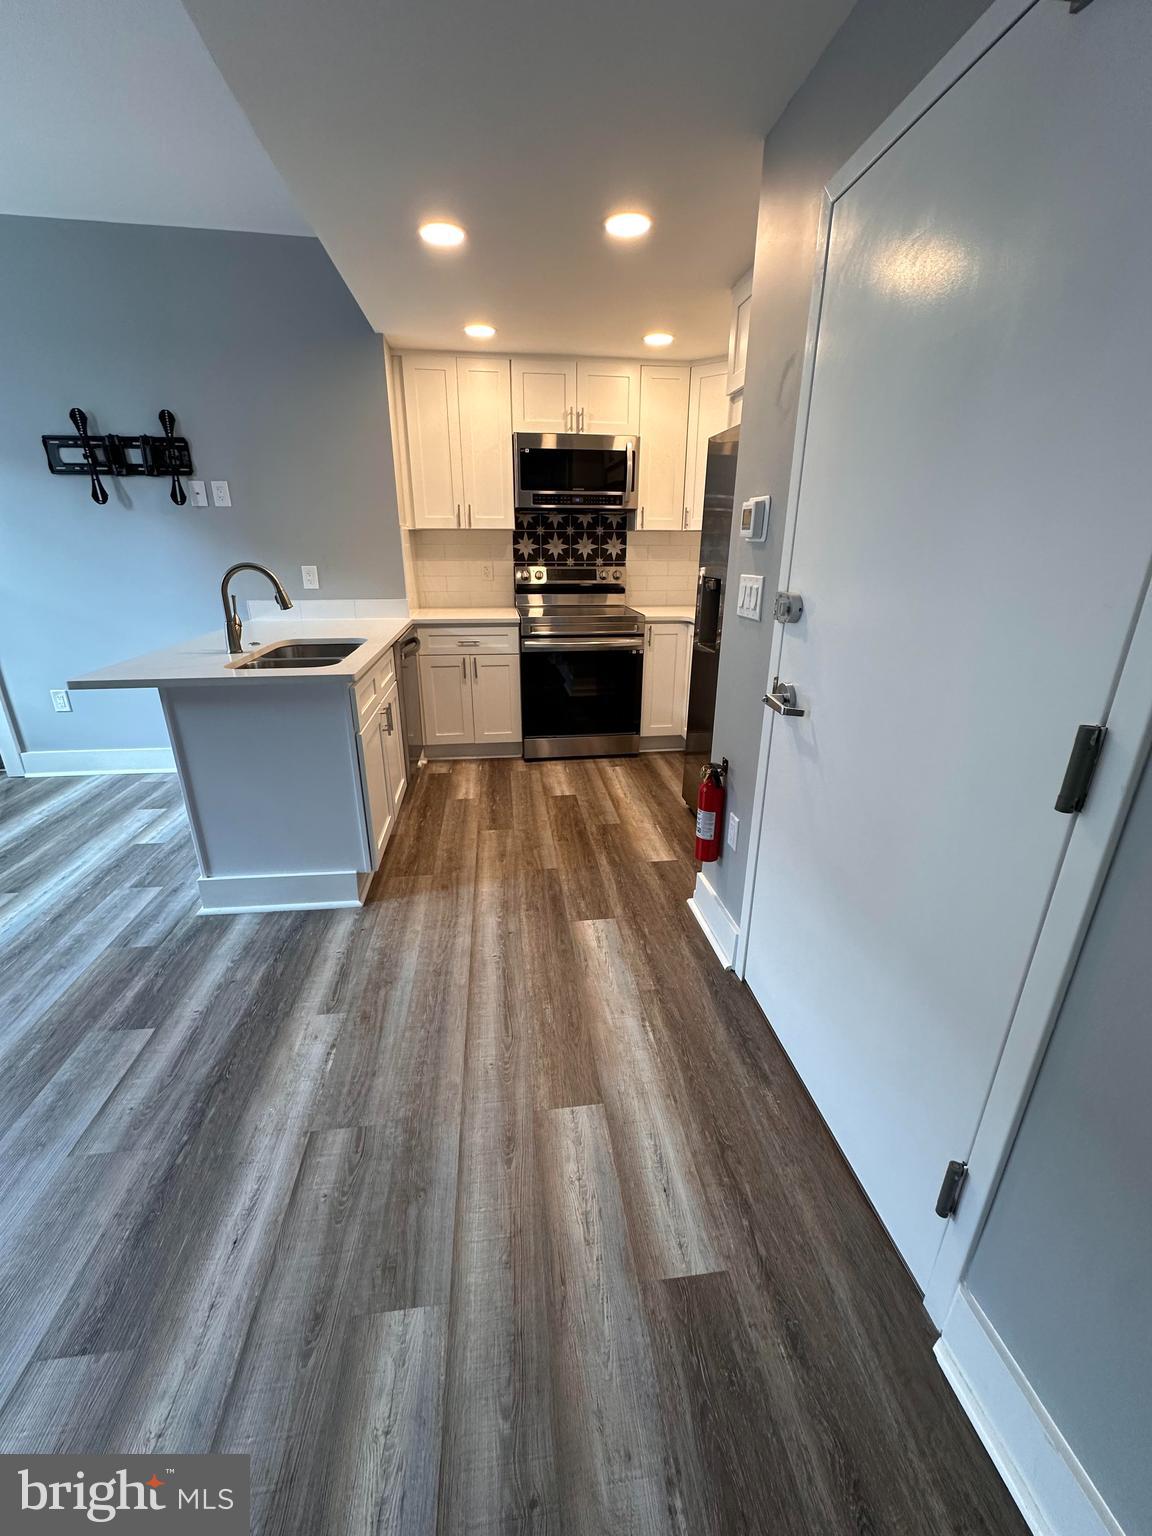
[695,760,726,863]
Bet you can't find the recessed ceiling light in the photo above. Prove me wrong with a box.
[605,211,652,240]
[463,322,496,339]
[419,221,466,247]
[643,332,674,347]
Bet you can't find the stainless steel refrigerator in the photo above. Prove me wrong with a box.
[681,426,739,807]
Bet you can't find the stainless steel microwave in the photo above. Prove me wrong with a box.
[513,433,639,511]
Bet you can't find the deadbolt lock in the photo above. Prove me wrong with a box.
[774,591,804,625]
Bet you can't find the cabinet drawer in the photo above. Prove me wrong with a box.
[355,646,398,728]
[417,626,519,656]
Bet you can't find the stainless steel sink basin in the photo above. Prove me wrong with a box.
[233,639,364,670]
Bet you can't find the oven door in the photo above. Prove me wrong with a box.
[513,434,638,511]
[519,636,643,758]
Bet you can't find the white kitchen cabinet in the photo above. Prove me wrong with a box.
[511,357,577,432]
[419,652,476,745]
[727,269,753,397]
[401,353,463,528]
[575,359,641,434]
[471,653,521,743]
[510,356,639,434]
[360,708,395,861]
[636,365,691,529]
[456,355,514,527]
[379,677,408,817]
[640,622,691,740]
[684,359,729,530]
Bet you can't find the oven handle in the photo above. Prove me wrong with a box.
[521,636,644,653]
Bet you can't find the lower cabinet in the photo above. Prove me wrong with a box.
[418,628,522,755]
[358,661,408,867]
[640,622,691,740]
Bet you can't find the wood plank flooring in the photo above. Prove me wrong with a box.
[0,758,1029,1534]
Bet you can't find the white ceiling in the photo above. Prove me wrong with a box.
[0,0,307,234]
[179,0,856,358]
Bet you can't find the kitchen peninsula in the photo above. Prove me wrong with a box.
[69,610,518,913]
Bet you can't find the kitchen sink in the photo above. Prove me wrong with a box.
[233,639,364,670]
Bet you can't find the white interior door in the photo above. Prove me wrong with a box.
[743,0,1152,1287]
[456,355,513,528]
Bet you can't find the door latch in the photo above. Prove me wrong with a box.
[763,678,805,717]
[774,591,804,625]
[935,1159,968,1219]
[1054,724,1106,814]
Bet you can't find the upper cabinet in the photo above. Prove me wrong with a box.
[636,364,690,530]
[400,353,514,528]
[511,356,640,434]
[684,360,730,530]
[401,353,463,529]
[511,357,577,432]
[575,359,641,435]
[727,268,753,396]
[456,355,514,528]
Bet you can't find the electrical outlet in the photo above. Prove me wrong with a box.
[301,564,319,589]
[187,480,208,507]
[50,689,72,713]
[481,563,493,580]
[726,812,739,851]
[210,480,231,507]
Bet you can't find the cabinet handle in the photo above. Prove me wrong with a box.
[566,406,572,431]
[466,503,472,525]
[578,406,585,432]
[384,702,393,735]
[638,506,644,529]
[472,656,478,681]
[456,504,461,526]
[647,625,652,649]
[683,506,689,528]
[462,658,467,680]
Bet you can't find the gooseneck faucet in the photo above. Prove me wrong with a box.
[220,563,293,654]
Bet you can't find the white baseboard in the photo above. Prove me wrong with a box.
[687,869,739,969]
[197,868,371,914]
[936,1288,1124,1536]
[22,747,176,776]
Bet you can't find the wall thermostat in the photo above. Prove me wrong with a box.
[739,494,771,542]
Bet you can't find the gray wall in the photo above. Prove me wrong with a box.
[0,216,403,756]
[709,0,994,924]
[967,748,1152,1533]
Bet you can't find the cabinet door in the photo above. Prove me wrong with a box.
[511,357,577,432]
[456,355,514,528]
[727,269,753,397]
[470,654,522,744]
[576,359,641,434]
[379,679,408,814]
[636,365,690,529]
[684,360,729,530]
[640,623,690,737]
[401,353,464,528]
[361,713,395,864]
[419,654,475,745]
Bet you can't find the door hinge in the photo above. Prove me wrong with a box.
[935,1159,968,1219]
[1054,723,1106,814]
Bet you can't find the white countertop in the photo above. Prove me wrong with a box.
[633,605,696,622]
[69,608,520,691]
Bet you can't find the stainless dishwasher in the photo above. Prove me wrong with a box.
[398,634,423,770]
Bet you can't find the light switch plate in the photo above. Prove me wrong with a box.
[301,565,319,589]
[736,574,764,621]
[50,689,72,713]
[211,480,231,507]
[187,480,208,507]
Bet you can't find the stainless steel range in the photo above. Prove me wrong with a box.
[516,564,644,759]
